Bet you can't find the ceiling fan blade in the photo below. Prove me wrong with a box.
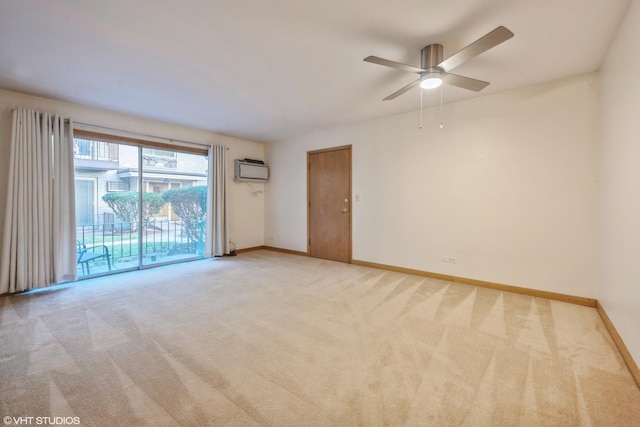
[364,56,426,74]
[383,78,421,100]
[437,26,514,73]
[443,73,490,91]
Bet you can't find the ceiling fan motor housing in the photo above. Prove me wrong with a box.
[421,44,444,72]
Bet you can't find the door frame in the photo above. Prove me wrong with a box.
[307,145,352,262]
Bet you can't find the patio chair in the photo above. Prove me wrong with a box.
[77,242,112,275]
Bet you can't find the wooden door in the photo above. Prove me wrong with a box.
[308,146,351,262]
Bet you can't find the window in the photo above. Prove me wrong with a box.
[142,148,176,158]
[142,147,177,168]
[74,178,96,226]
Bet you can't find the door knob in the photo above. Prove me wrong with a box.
[342,208,349,213]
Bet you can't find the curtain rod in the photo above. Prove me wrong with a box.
[12,108,229,150]
[73,121,215,149]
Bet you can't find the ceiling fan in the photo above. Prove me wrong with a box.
[364,26,514,100]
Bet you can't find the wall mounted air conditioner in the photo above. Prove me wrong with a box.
[235,159,269,182]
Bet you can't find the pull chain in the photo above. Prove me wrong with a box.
[419,88,424,129]
[440,84,444,129]
[418,85,444,130]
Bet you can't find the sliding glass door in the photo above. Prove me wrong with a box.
[74,138,141,276]
[141,149,208,267]
[73,136,208,277]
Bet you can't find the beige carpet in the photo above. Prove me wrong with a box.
[1,250,638,426]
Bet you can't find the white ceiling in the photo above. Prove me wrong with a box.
[0,0,631,142]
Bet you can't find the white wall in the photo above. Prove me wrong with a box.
[266,73,599,297]
[598,0,640,364]
[0,89,265,251]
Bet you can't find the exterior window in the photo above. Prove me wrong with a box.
[142,147,177,168]
[75,178,96,226]
[142,148,176,158]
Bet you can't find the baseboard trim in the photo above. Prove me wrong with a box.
[234,246,266,254]
[236,245,309,257]
[351,259,597,308]
[595,302,640,388]
[262,246,309,257]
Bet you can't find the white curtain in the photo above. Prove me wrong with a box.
[0,108,77,294]
[205,144,229,257]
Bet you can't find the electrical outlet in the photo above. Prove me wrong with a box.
[441,257,458,264]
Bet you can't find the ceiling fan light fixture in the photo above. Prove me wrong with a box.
[420,72,442,89]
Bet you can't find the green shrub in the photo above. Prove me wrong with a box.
[102,191,165,230]
[161,186,207,248]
